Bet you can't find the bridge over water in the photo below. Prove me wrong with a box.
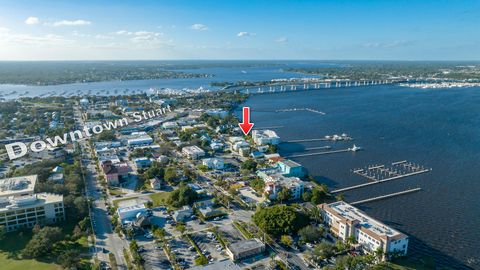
[223,79,406,95]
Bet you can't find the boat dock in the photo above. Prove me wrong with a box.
[287,148,351,158]
[349,188,422,205]
[275,108,326,115]
[332,160,431,193]
[253,125,284,130]
[353,161,431,182]
[285,134,353,143]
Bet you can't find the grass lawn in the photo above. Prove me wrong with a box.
[374,257,437,270]
[112,196,139,207]
[0,229,61,270]
[0,218,90,270]
[108,188,126,196]
[149,191,171,207]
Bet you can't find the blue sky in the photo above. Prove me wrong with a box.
[0,0,479,60]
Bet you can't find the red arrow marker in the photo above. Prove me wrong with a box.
[238,106,254,135]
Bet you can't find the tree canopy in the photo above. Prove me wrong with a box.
[252,205,309,237]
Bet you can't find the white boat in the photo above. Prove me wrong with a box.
[349,144,362,152]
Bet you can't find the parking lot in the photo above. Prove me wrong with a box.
[190,231,228,262]
[168,238,197,269]
[141,241,172,270]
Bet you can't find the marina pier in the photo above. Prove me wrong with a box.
[349,188,422,205]
[332,160,431,193]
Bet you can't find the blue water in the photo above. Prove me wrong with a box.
[1,60,478,268]
[241,86,480,269]
[0,61,331,99]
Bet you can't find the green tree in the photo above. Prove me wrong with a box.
[167,185,198,207]
[302,191,312,202]
[277,187,292,203]
[58,249,81,269]
[311,188,328,204]
[164,167,178,183]
[22,226,64,258]
[241,159,257,173]
[312,241,335,260]
[298,225,323,244]
[252,205,309,237]
[280,235,293,247]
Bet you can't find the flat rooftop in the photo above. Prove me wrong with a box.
[327,201,403,238]
[0,175,37,198]
[0,192,63,212]
[190,259,241,270]
[279,159,302,167]
[227,238,265,255]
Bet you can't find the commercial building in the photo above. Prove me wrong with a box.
[0,175,64,232]
[202,158,225,170]
[278,159,305,177]
[319,201,409,259]
[117,203,147,225]
[182,145,206,160]
[252,130,280,145]
[127,135,153,147]
[173,206,193,222]
[226,238,266,261]
[190,259,241,270]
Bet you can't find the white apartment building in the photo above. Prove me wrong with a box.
[263,173,304,200]
[182,145,206,159]
[252,130,280,145]
[319,201,409,259]
[202,158,225,170]
[0,175,65,232]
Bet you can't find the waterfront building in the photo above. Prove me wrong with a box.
[252,130,280,145]
[226,238,266,261]
[182,145,206,159]
[0,175,64,232]
[262,173,304,200]
[278,159,305,177]
[319,201,409,259]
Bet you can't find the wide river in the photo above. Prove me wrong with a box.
[241,86,480,269]
[0,61,478,268]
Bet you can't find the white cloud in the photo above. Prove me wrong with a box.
[237,31,255,37]
[363,40,414,48]
[276,37,288,43]
[0,30,73,47]
[25,17,40,25]
[95,34,113,40]
[51,19,92,27]
[190,24,208,31]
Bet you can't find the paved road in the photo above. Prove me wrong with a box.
[75,106,128,269]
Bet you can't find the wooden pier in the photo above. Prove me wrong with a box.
[286,148,351,158]
[349,188,422,205]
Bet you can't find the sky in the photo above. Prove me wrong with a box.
[0,0,479,61]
